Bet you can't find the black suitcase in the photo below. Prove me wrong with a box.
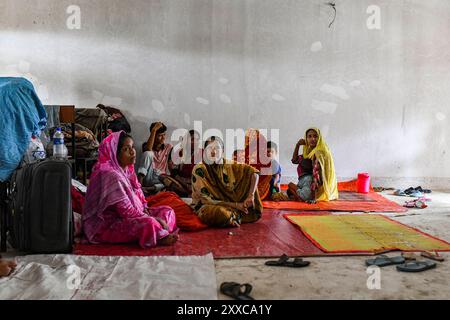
[8,159,73,253]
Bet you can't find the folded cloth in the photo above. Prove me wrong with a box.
[0,77,46,181]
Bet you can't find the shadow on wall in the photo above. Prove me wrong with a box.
[1,0,336,59]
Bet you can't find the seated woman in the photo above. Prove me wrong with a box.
[288,127,338,202]
[244,129,273,200]
[191,137,262,227]
[83,131,178,248]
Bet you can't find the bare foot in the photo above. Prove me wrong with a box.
[0,260,16,277]
[230,220,241,228]
[288,183,302,201]
[158,234,178,246]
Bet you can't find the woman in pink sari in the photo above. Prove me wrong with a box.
[83,131,178,247]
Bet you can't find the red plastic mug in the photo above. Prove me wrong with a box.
[357,173,370,194]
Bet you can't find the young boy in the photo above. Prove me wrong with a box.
[267,141,282,198]
[288,133,316,203]
[138,122,172,195]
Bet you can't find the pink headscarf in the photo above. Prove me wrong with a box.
[83,131,147,239]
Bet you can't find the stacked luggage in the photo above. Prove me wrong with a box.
[0,77,73,254]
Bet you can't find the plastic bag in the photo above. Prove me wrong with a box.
[23,136,47,163]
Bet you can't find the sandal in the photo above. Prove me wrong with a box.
[396,260,436,272]
[421,251,445,262]
[265,254,310,268]
[394,189,407,196]
[415,186,432,194]
[404,199,427,209]
[365,255,405,267]
[220,282,254,300]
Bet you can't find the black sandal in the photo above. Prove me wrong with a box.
[396,260,436,272]
[220,282,254,300]
[365,255,405,267]
[265,254,310,268]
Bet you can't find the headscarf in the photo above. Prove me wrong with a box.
[83,131,147,239]
[244,129,271,173]
[244,129,273,199]
[303,128,339,201]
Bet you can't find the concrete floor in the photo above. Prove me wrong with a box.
[2,190,449,300]
[215,190,450,300]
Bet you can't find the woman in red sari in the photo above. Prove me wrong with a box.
[244,129,273,200]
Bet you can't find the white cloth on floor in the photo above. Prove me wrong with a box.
[0,254,217,300]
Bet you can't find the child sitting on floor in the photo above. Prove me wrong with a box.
[288,135,315,203]
[267,141,282,199]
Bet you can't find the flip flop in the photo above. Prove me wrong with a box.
[365,255,405,267]
[265,254,310,268]
[415,186,432,194]
[220,282,254,300]
[394,189,407,196]
[396,260,436,272]
[404,199,428,209]
[421,251,445,262]
[408,190,423,198]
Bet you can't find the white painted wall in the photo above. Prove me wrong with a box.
[1,0,449,187]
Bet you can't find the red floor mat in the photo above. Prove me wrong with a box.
[269,181,406,212]
[263,192,406,212]
[74,210,330,258]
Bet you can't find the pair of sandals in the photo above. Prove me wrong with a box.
[394,187,432,198]
[265,254,310,268]
[403,197,431,209]
[366,254,437,272]
[406,186,432,194]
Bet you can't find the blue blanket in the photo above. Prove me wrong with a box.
[0,77,47,181]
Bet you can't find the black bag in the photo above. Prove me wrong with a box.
[7,159,73,253]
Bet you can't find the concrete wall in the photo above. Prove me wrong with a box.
[1,0,449,187]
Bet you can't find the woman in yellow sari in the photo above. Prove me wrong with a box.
[289,128,338,202]
[191,137,262,227]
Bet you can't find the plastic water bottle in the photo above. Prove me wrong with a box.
[53,127,66,160]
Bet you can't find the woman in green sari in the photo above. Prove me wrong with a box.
[191,137,262,227]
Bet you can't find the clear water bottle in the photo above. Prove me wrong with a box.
[53,127,66,160]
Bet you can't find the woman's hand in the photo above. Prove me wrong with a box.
[152,122,164,133]
[235,202,249,214]
[297,138,306,146]
[243,194,255,213]
[155,217,169,230]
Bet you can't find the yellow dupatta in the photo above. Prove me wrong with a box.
[303,128,339,201]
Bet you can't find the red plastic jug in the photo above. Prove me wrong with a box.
[357,173,370,194]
